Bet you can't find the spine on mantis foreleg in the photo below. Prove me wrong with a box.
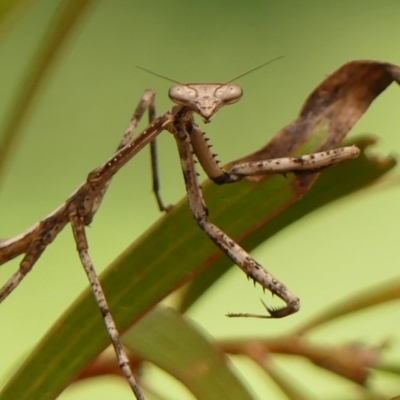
[189,122,231,183]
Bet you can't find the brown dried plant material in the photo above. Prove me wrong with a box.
[221,335,382,385]
[233,60,400,189]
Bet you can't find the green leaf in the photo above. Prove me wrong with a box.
[123,307,253,400]
[0,0,96,188]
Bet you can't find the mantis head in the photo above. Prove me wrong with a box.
[168,83,243,123]
[137,56,282,123]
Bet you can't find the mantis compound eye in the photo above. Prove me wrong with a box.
[168,85,196,105]
[215,84,243,105]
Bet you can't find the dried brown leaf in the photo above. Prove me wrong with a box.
[233,60,400,190]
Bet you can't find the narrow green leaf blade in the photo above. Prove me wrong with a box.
[124,307,253,400]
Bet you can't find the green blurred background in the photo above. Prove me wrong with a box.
[1,1,400,399]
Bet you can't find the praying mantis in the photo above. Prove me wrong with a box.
[0,62,359,399]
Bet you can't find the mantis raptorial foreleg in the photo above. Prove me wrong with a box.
[173,120,301,317]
